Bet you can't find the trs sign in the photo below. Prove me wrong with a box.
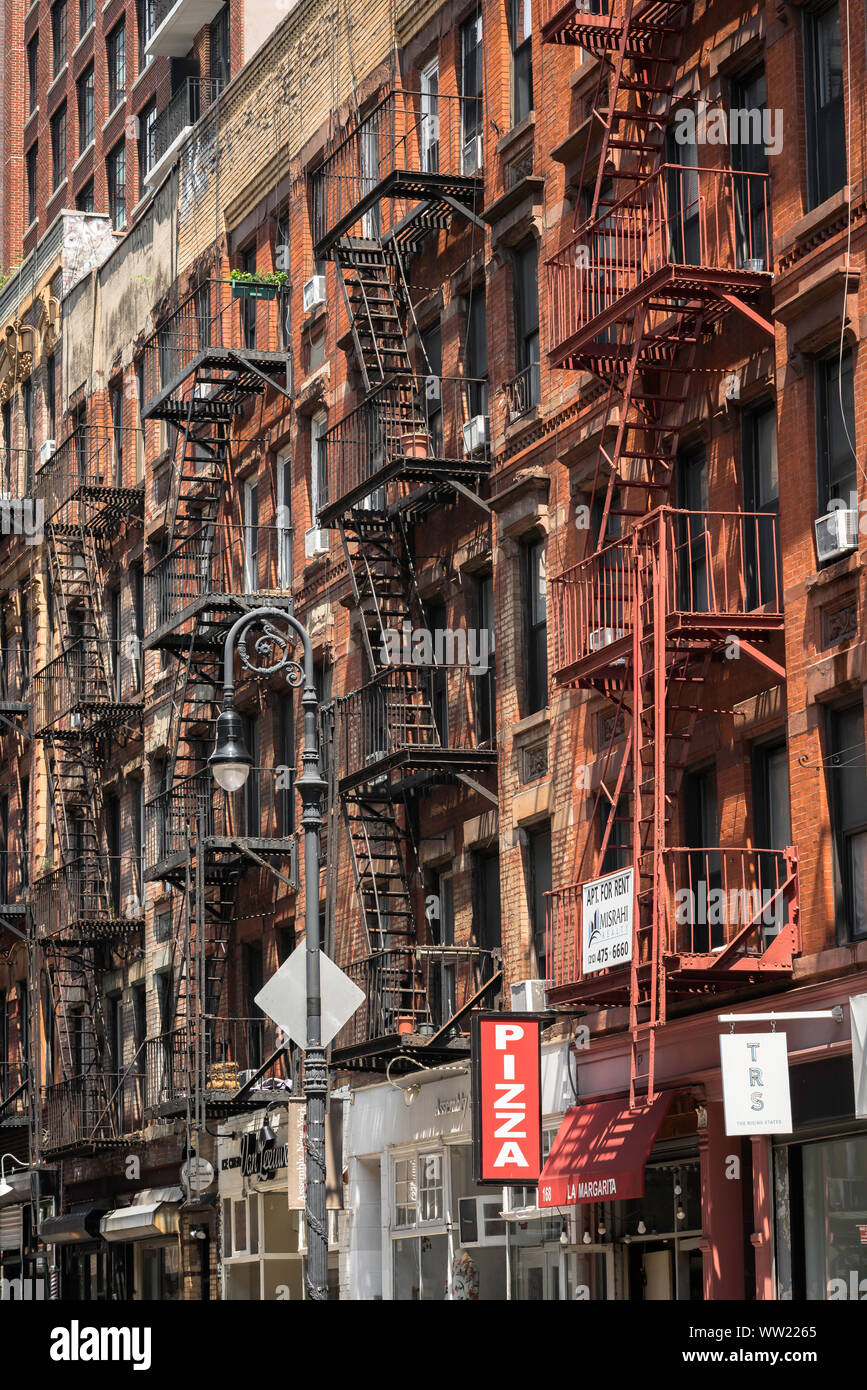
[471,1013,542,1185]
[720,1033,793,1135]
[582,868,633,975]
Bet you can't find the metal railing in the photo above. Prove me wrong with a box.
[144,1016,286,1110]
[36,426,145,520]
[141,278,287,409]
[0,644,30,704]
[149,77,223,169]
[0,1061,28,1119]
[310,87,483,250]
[321,375,490,512]
[42,1069,143,1150]
[545,847,799,991]
[551,509,782,677]
[31,854,144,937]
[547,165,771,354]
[145,767,297,868]
[144,522,292,634]
[0,445,35,499]
[334,945,499,1051]
[540,0,611,34]
[503,361,540,420]
[0,847,28,906]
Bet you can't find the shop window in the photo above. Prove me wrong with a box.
[804,2,846,210]
[393,1151,444,1229]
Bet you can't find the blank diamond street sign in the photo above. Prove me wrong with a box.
[254,945,365,1051]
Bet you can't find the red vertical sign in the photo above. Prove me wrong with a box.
[472,1013,542,1185]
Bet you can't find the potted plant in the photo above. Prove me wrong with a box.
[402,428,431,459]
[229,269,290,301]
[396,1016,415,1036]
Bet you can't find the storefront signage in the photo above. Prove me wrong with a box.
[471,1012,542,1185]
[582,869,633,975]
[720,1033,793,1135]
[850,991,867,1118]
[221,1132,289,1179]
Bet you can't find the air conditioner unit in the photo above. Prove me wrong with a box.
[40,440,57,467]
[510,978,550,1013]
[303,275,327,314]
[815,508,859,564]
[458,1195,508,1248]
[236,1070,258,1088]
[305,525,329,558]
[365,749,389,785]
[588,626,624,652]
[462,414,488,455]
[425,374,441,402]
[462,133,483,175]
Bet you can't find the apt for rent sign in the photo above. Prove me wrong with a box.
[582,868,634,975]
[471,1013,542,1185]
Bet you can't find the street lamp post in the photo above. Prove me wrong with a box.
[209,606,330,1301]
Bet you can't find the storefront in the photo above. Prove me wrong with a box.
[40,1201,113,1300]
[99,1188,183,1300]
[217,1102,342,1299]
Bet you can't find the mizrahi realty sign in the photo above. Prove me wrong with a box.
[582,868,634,975]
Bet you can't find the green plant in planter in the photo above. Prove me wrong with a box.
[229,269,290,300]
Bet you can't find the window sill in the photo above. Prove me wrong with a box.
[102,100,127,135]
[47,180,69,208]
[47,64,69,103]
[72,24,96,63]
[496,111,536,159]
[805,548,861,593]
[131,60,156,96]
[72,141,95,176]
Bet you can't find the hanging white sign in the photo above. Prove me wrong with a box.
[720,1032,793,1135]
[582,868,633,975]
[851,992,867,1119]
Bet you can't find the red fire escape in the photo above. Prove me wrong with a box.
[541,0,799,1105]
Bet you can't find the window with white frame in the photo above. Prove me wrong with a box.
[393,1151,444,1228]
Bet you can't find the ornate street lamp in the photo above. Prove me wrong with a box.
[209,606,330,1301]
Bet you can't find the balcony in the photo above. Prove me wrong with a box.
[319,375,490,523]
[540,0,681,53]
[336,666,498,792]
[310,87,483,257]
[143,1017,290,1118]
[546,847,800,1007]
[141,278,290,424]
[332,946,502,1067]
[551,508,784,687]
[41,1070,144,1154]
[144,523,292,647]
[0,644,30,711]
[0,444,34,499]
[145,768,298,881]
[145,0,226,58]
[547,165,771,369]
[31,854,144,940]
[503,361,541,422]
[0,1060,28,1124]
[33,637,142,737]
[35,426,144,527]
[145,77,224,189]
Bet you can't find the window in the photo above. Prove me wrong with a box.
[242,714,260,835]
[730,66,770,269]
[52,1,67,76]
[277,449,292,588]
[599,795,630,875]
[21,379,34,492]
[394,1153,443,1228]
[76,179,94,214]
[79,0,94,36]
[751,740,792,939]
[310,412,327,530]
[513,241,540,408]
[676,446,710,611]
[107,140,126,229]
[804,3,846,210]
[239,243,257,347]
[51,102,67,190]
[528,821,552,978]
[210,4,230,87]
[420,60,439,172]
[816,349,856,517]
[46,353,56,441]
[473,849,501,953]
[131,779,144,912]
[524,536,547,713]
[276,692,295,837]
[475,571,495,744]
[427,868,455,1027]
[421,321,443,453]
[243,478,259,592]
[426,598,448,747]
[27,36,38,114]
[460,9,483,168]
[26,146,38,227]
[682,766,722,952]
[243,942,264,1070]
[138,100,156,196]
[111,383,123,485]
[510,0,533,126]
[742,400,781,607]
[136,0,155,71]
[666,125,701,265]
[76,65,94,155]
[131,563,144,691]
[465,287,488,417]
[107,23,126,112]
[826,703,867,940]
[275,212,291,347]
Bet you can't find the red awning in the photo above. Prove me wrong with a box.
[538,1092,674,1207]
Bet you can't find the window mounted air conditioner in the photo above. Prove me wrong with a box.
[815,508,858,564]
[425,374,441,403]
[303,276,327,314]
[510,979,550,1014]
[462,133,483,175]
[588,626,624,651]
[305,526,329,558]
[458,1196,508,1248]
[462,414,488,455]
[40,440,57,467]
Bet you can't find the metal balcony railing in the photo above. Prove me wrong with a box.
[310,87,483,252]
[0,1060,28,1120]
[547,165,771,357]
[141,278,287,410]
[144,523,292,636]
[36,426,144,521]
[31,854,144,937]
[0,445,35,499]
[321,375,490,517]
[333,946,500,1052]
[149,77,223,170]
[42,1069,144,1151]
[0,644,30,704]
[0,847,28,907]
[145,767,297,870]
[552,509,783,679]
[503,361,541,420]
[144,1016,285,1112]
[546,847,799,993]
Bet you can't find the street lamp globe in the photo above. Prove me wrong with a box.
[209,707,252,792]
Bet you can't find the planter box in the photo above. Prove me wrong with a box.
[231,281,279,300]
